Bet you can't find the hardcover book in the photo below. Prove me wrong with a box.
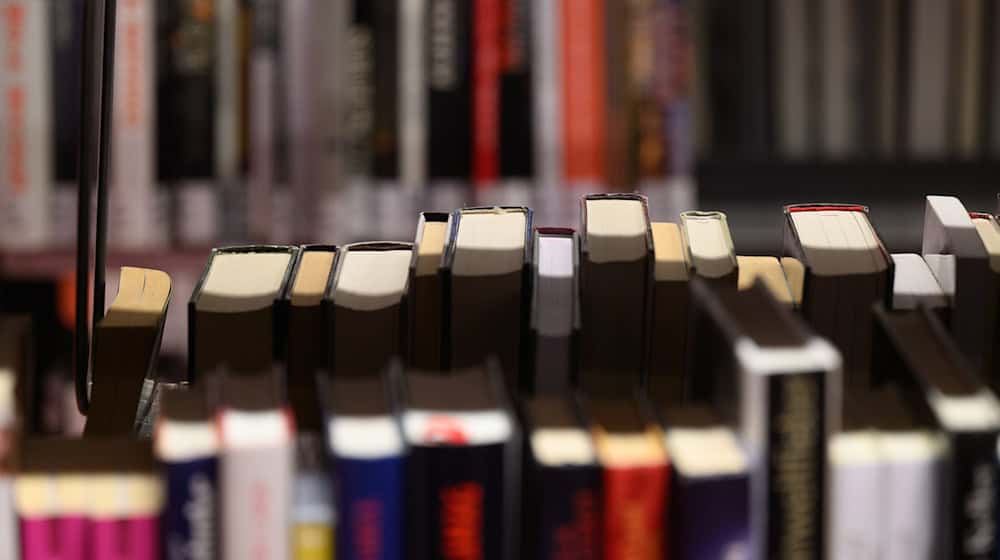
[647,222,690,402]
[528,227,579,395]
[408,212,449,371]
[680,211,739,284]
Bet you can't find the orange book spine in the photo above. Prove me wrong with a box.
[560,0,607,187]
[603,464,669,560]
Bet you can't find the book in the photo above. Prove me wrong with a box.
[85,267,172,436]
[0,0,52,249]
[472,0,501,191]
[521,395,600,560]
[426,0,473,210]
[0,356,17,560]
[921,196,999,389]
[217,369,295,560]
[409,212,449,371]
[970,212,1000,391]
[497,0,534,201]
[111,0,160,249]
[400,365,518,560]
[647,222,690,403]
[338,0,375,239]
[737,256,794,305]
[907,0,950,157]
[954,0,985,158]
[661,405,750,560]
[890,253,948,310]
[399,0,426,193]
[155,385,219,560]
[327,242,413,377]
[159,0,219,245]
[48,0,83,247]
[373,0,408,239]
[680,210,738,284]
[287,245,338,431]
[560,0,606,194]
[444,206,531,389]
[827,385,946,560]
[283,0,320,241]
[688,278,842,558]
[603,0,631,192]
[579,194,653,392]
[325,374,405,560]
[189,246,298,381]
[782,203,893,391]
[15,438,161,560]
[587,396,669,560]
[774,0,810,157]
[871,306,1000,559]
[779,256,806,308]
[292,435,335,560]
[531,0,563,218]
[820,0,856,158]
[528,227,579,395]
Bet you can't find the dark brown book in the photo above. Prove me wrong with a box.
[782,203,893,392]
[444,207,532,392]
[188,246,299,382]
[286,245,338,431]
[326,242,413,378]
[647,222,690,403]
[85,267,172,437]
[579,194,653,396]
[408,213,450,371]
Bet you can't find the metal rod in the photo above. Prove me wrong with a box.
[93,0,117,331]
[74,0,103,415]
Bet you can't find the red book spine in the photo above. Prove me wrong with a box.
[560,0,606,188]
[603,464,669,560]
[473,0,501,187]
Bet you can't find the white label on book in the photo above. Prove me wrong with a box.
[403,409,512,446]
[328,416,404,459]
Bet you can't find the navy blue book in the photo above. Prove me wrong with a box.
[400,365,518,560]
[521,395,600,560]
[325,375,405,560]
[661,405,750,560]
[154,386,219,560]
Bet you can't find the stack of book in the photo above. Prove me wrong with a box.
[5,192,1000,559]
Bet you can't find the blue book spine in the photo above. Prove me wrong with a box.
[161,456,218,560]
[335,455,405,560]
[670,470,750,560]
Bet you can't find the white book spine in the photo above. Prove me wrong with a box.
[908,0,950,157]
[111,0,158,249]
[827,435,882,560]
[400,0,426,193]
[820,0,853,158]
[882,439,945,560]
[0,0,51,249]
[222,443,293,560]
[532,0,562,220]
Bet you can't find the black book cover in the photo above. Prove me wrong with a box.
[498,0,534,180]
[157,0,216,181]
[408,212,450,371]
[50,0,83,183]
[373,0,399,179]
[188,245,299,382]
[344,0,375,180]
[426,0,472,180]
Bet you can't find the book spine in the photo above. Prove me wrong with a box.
[48,0,82,247]
[602,464,669,560]
[528,463,600,560]
[248,0,280,241]
[0,0,52,249]
[112,0,159,249]
[373,0,400,181]
[216,0,240,181]
[665,0,694,177]
[634,0,668,186]
[162,456,218,560]
[882,446,945,560]
[291,471,335,560]
[827,446,881,559]
[162,0,218,245]
[335,456,405,560]
[20,516,88,560]
[399,0,426,191]
[282,0,318,241]
[222,445,294,560]
[426,0,472,209]
[91,517,159,560]
[407,444,505,560]
[947,430,999,559]
[820,0,854,158]
[603,0,630,192]
[0,477,16,560]
[498,0,533,187]
[532,0,563,221]
[670,471,750,560]
[344,0,374,184]
[472,0,501,191]
[907,0,950,157]
[560,0,606,192]
[761,372,826,559]
[774,0,809,158]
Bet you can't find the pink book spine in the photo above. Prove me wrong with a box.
[91,516,159,560]
[20,517,88,560]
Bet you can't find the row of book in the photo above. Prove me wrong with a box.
[0,0,694,252]
[6,192,1000,558]
[706,0,1000,160]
